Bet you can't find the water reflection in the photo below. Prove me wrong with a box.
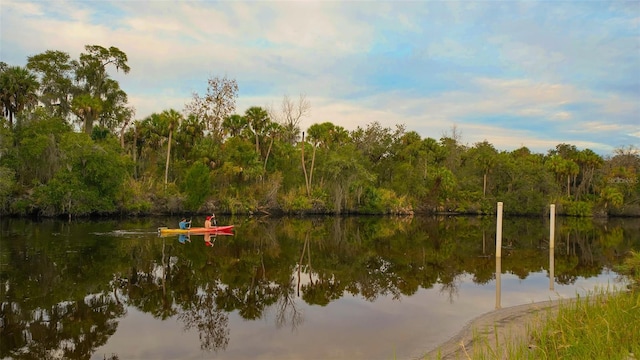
[0,216,638,359]
[550,245,555,291]
[495,256,502,309]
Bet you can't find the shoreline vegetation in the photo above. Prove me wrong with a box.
[1,45,639,219]
[424,251,640,360]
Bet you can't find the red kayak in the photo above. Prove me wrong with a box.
[158,225,234,235]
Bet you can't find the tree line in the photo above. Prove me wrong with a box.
[1,44,639,217]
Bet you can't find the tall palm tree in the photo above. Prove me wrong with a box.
[161,109,183,186]
[244,106,270,156]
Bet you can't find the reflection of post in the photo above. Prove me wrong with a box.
[296,233,309,297]
[549,204,555,290]
[549,244,555,291]
[496,202,503,258]
[495,202,503,309]
[482,230,486,255]
[495,256,502,309]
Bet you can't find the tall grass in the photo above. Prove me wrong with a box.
[527,289,640,359]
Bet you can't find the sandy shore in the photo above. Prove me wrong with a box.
[421,299,567,360]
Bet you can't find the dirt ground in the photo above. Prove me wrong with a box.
[422,300,566,360]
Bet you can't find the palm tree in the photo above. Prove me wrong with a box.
[0,65,39,128]
[161,109,183,186]
[222,114,247,138]
[71,93,102,135]
[244,106,270,157]
[471,141,498,197]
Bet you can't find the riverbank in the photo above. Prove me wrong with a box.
[422,299,564,359]
[423,289,640,359]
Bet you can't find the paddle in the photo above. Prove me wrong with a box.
[212,213,217,227]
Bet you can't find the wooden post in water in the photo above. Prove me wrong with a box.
[495,202,503,308]
[496,202,503,258]
[549,204,555,249]
[549,204,556,290]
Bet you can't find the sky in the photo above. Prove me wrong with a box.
[1,0,639,156]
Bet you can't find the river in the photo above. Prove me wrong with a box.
[1,215,638,359]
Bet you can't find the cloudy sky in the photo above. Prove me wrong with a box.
[2,1,638,155]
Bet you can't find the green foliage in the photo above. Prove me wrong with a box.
[152,182,184,214]
[600,186,624,209]
[32,133,132,216]
[11,112,71,184]
[0,166,16,211]
[281,187,312,213]
[116,177,152,214]
[561,200,593,217]
[0,118,13,158]
[3,44,640,216]
[615,250,640,290]
[454,190,486,214]
[359,187,411,214]
[182,161,212,211]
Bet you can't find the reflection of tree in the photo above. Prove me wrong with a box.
[439,274,461,304]
[0,221,127,360]
[2,215,636,359]
[1,293,125,360]
[116,238,233,353]
[178,290,230,352]
[275,282,303,330]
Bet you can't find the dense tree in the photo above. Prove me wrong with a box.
[26,45,132,135]
[1,45,638,217]
[26,50,74,118]
[72,45,131,134]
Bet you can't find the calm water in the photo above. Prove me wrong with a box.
[1,215,638,360]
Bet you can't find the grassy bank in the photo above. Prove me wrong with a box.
[466,289,640,360]
[429,251,640,360]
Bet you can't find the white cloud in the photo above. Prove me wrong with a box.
[2,0,638,155]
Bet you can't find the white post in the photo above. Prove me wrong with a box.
[549,204,556,290]
[549,204,555,249]
[496,202,503,258]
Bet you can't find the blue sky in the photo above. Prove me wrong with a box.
[1,0,638,155]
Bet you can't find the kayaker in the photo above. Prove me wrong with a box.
[179,218,191,230]
[204,233,214,247]
[204,216,212,228]
[178,234,190,244]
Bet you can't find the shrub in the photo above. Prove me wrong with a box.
[562,200,593,217]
